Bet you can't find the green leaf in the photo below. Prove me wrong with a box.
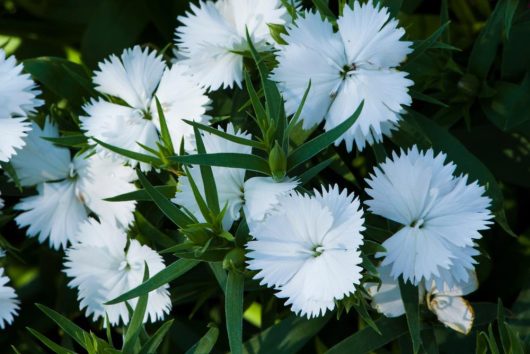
[497,300,510,353]
[225,271,245,354]
[245,29,283,124]
[399,278,422,354]
[138,319,174,354]
[122,265,150,353]
[194,127,220,215]
[468,0,508,79]
[312,0,335,22]
[504,0,519,39]
[298,158,334,185]
[209,262,228,293]
[35,304,90,349]
[27,327,75,354]
[137,171,193,228]
[23,57,94,110]
[184,119,265,150]
[106,258,200,304]
[287,101,363,171]
[185,325,220,354]
[105,185,176,202]
[155,96,174,153]
[81,0,149,67]
[169,153,270,175]
[43,134,88,147]
[327,317,408,354]
[93,138,162,167]
[403,22,450,70]
[135,212,176,249]
[243,315,330,354]
[182,165,213,223]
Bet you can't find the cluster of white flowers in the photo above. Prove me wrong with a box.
[0,0,495,335]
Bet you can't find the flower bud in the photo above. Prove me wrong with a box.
[268,142,287,181]
[223,247,246,271]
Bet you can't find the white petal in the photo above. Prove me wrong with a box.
[15,180,88,249]
[365,265,405,318]
[0,268,19,329]
[0,117,31,163]
[428,295,474,335]
[0,49,43,117]
[75,153,137,227]
[10,119,71,186]
[93,46,166,110]
[151,63,211,151]
[64,218,171,326]
[243,176,298,225]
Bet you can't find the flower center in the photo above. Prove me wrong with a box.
[410,218,425,229]
[340,63,357,79]
[311,244,325,257]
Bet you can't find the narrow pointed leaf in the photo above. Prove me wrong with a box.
[138,320,175,354]
[169,153,270,174]
[137,171,193,228]
[107,259,200,304]
[404,22,450,69]
[123,266,150,353]
[287,101,363,171]
[185,326,220,354]
[105,185,176,202]
[155,96,175,153]
[35,304,89,349]
[399,278,422,354]
[27,328,75,354]
[184,119,265,150]
[194,127,220,215]
[92,138,162,166]
[43,134,88,147]
[226,271,245,354]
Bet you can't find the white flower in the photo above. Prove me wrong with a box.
[246,185,365,318]
[366,265,478,334]
[81,46,210,170]
[173,124,251,230]
[175,0,288,91]
[0,49,43,163]
[364,146,493,286]
[271,1,413,151]
[0,267,19,329]
[64,218,171,326]
[12,120,137,249]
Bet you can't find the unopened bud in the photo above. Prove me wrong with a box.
[268,142,287,181]
[223,248,246,271]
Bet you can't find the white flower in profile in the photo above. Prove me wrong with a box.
[0,49,43,163]
[81,46,210,170]
[11,120,137,249]
[366,264,478,334]
[173,124,298,230]
[0,267,19,329]
[175,0,288,91]
[271,1,413,151]
[364,146,493,286]
[247,185,365,318]
[64,218,171,326]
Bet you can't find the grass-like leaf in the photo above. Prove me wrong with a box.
[104,185,176,202]
[138,320,175,354]
[35,304,90,349]
[404,22,450,70]
[137,171,193,228]
[225,271,245,354]
[185,325,220,354]
[155,96,175,153]
[92,138,162,167]
[122,265,150,353]
[184,119,265,150]
[169,153,270,174]
[27,327,75,354]
[194,127,220,215]
[287,101,363,172]
[106,258,200,304]
[399,278,422,354]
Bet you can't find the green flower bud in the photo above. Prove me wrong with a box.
[222,247,246,271]
[268,141,287,181]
